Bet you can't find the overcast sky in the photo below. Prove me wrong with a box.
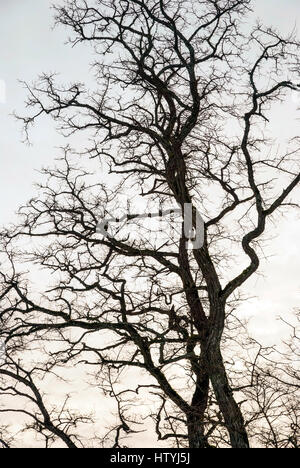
[0,0,299,345]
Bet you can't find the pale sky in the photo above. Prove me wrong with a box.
[0,1,299,343]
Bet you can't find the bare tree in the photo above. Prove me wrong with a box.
[0,0,299,448]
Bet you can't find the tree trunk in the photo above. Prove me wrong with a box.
[208,346,250,448]
[187,369,210,448]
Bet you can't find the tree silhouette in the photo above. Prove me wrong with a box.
[0,0,299,448]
